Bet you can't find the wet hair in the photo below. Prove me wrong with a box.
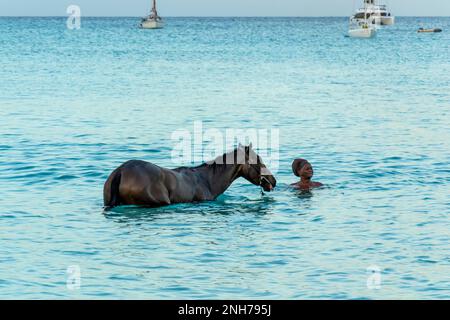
[292,158,309,177]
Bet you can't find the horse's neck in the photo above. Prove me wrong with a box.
[197,164,242,198]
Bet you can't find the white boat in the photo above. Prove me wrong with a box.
[140,0,163,29]
[348,4,377,38]
[141,19,163,29]
[352,0,395,26]
[348,22,377,38]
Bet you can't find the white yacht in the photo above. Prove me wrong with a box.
[140,0,163,29]
[348,3,377,38]
[352,0,395,26]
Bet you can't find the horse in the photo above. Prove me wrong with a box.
[103,144,277,208]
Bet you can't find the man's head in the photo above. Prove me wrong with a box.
[292,159,314,179]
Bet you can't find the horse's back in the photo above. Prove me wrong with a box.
[104,160,198,207]
[120,159,161,171]
[118,160,167,186]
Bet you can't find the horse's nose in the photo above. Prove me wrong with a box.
[270,176,277,189]
[265,177,276,191]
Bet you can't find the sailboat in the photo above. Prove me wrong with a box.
[140,0,163,29]
[348,1,377,38]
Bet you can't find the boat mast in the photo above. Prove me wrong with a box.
[364,0,369,23]
[152,0,158,17]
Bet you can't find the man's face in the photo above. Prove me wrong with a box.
[299,162,313,179]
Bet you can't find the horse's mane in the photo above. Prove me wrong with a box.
[173,148,240,173]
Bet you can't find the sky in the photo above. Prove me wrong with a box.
[0,0,449,17]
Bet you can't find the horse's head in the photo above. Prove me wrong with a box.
[237,143,277,192]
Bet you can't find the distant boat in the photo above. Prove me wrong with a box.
[349,2,377,38]
[351,0,395,26]
[140,0,163,29]
[417,28,442,33]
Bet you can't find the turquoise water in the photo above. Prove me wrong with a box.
[0,17,449,299]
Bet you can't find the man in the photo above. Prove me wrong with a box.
[291,159,323,190]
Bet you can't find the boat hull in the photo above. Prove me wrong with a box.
[140,20,164,29]
[418,28,442,33]
[348,27,377,38]
[380,16,395,25]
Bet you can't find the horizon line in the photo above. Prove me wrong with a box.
[1,15,450,18]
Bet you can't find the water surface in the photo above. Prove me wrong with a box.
[0,17,449,299]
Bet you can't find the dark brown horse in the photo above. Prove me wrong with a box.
[103,144,277,208]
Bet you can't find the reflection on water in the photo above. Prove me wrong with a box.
[294,189,314,198]
[104,195,277,224]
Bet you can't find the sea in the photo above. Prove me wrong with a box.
[0,17,449,299]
